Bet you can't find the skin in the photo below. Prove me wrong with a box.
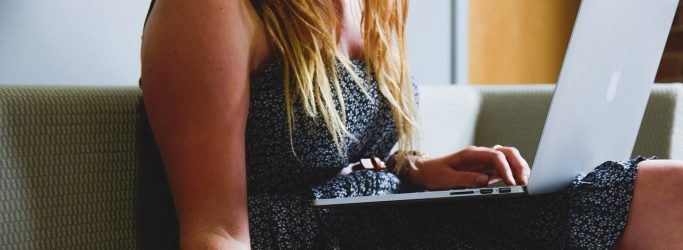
[141,0,264,248]
[141,0,683,248]
[408,146,529,190]
[613,160,683,249]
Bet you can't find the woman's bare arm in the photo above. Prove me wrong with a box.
[141,0,268,248]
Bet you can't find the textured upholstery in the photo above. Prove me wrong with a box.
[473,85,554,165]
[0,86,142,249]
[1,83,682,249]
[633,84,683,160]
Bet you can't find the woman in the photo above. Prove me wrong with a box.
[141,0,683,248]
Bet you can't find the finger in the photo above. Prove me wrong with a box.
[451,171,489,188]
[495,146,530,185]
[372,156,385,167]
[458,147,517,186]
[426,171,489,190]
[466,167,498,177]
[372,156,386,171]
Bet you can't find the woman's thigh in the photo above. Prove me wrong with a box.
[615,160,683,248]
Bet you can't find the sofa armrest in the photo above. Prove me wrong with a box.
[474,83,683,165]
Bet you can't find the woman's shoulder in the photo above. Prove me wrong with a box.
[144,0,272,74]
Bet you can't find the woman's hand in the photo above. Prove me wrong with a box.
[403,146,530,190]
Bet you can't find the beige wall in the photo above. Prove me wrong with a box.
[469,0,580,84]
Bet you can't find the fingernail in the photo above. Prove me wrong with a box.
[360,158,373,170]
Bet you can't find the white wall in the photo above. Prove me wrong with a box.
[406,0,453,85]
[0,1,453,86]
[0,1,149,86]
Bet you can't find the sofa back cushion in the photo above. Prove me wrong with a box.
[475,84,683,166]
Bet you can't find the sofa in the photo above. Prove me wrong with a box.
[1,83,682,249]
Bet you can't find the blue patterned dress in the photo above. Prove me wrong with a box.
[244,59,647,249]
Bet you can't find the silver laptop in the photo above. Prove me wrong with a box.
[312,0,679,208]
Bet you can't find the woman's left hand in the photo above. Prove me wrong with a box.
[403,146,531,190]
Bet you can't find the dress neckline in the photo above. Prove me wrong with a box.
[251,57,367,81]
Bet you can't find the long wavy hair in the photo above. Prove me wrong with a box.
[252,0,418,154]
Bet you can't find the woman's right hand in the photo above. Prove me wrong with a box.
[402,146,530,190]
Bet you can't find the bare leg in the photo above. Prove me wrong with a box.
[615,160,683,249]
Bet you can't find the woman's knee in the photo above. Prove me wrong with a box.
[636,159,683,190]
[631,159,683,220]
[637,159,683,170]
[618,159,683,248]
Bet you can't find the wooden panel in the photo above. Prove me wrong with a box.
[469,0,580,84]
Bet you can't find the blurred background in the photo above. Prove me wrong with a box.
[0,0,681,86]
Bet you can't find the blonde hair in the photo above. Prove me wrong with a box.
[253,0,419,154]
